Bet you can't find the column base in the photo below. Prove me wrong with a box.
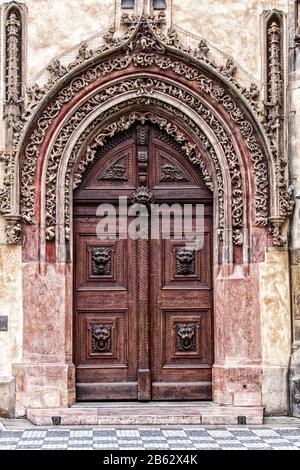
[0,376,16,418]
[13,363,76,417]
[213,365,262,407]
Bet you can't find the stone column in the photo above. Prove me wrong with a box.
[289,0,300,418]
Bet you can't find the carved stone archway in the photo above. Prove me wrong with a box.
[6,15,292,414]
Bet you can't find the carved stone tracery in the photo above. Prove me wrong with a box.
[0,13,290,250]
[42,74,247,241]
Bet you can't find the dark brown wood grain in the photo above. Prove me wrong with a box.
[74,125,213,401]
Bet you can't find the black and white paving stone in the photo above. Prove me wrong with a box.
[0,426,300,450]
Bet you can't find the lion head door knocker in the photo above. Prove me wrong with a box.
[176,324,196,352]
[91,247,112,276]
[175,247,196,275]
[92,324,112,353]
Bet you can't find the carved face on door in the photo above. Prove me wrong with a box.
[92,248,112,276]
[176,248,196,275]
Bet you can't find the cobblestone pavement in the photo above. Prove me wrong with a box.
[1,426,300,450]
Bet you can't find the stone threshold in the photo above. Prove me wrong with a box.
[27,402,264,426]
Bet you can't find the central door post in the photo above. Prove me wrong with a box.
[137,237,152,400]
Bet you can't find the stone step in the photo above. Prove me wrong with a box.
[27,403,264,426]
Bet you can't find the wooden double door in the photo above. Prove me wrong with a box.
[74,124,213,401]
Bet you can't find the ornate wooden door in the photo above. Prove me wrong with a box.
[74,125,213,401]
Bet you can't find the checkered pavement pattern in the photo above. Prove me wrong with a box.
[0,427,300,450]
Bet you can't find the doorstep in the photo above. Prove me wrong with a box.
[27,402,264,426]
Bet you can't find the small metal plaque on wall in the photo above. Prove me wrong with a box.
[0,316,8,331]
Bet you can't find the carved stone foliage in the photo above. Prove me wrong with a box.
[92,324,112,353]
[65,103,214,241]
[176,324,197,352]
[5,218,22,245]
[0,14,286,249]
[91,248,112,276]
[175,248,196,275]
[263,11,294,246]
[4,7,23,143]
[17,28,268,239]
[53,74,243,241]
[29,63,267,245]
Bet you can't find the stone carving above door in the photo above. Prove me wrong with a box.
[0,12,292,252]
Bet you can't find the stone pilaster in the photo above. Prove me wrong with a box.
[288,0,300,418]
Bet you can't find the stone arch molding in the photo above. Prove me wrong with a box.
[0,14,294,250]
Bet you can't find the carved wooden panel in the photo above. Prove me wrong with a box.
[74,213,139,401]
[162,310,210,368]
[153,145,202,188]
[82,143,136,190]
[162,233,211,290]
[75,222,126,290]
[77,310,128,366]
[74,124,213,401]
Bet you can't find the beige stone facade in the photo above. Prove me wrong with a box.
[0,0,299,421]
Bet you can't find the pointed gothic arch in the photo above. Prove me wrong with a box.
[6,15,292,414]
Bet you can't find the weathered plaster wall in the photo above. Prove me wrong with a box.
[259,251,291,415]
[0,0,288,80]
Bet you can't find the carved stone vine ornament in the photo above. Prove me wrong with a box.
[46,75,244,243]
[263,11,294,246]
[0,13,291,248]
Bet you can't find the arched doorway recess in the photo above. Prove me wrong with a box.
[4,16,292,414]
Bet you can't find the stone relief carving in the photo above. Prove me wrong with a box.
[92,324,112,353]
[45,76,242,241]
[21,21,262,235]
[0,14,289,249]
[63,101,215,241]
[5,218,22,245]
[263,11,294,246]
[4,9,23,140]
[46,59,68,87]
[91,248,112,276]
[176,323,196,352]
[176,248,196,275]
